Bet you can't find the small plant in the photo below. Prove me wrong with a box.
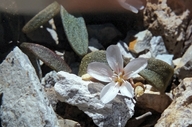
[87,45,148,103]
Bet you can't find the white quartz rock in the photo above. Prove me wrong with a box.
[129,30,152,54]
[150,36,168,57]
[0,47,59,127]
[54,71,135,127]
[174,45,192,79]
[138,51,152,58]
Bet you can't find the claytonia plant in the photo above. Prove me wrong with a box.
[87,45,148,103]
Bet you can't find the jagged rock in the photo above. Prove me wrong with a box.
[54,71,135,127]
[149,36,168,57]
[144,0,190,57]
[175,44,192,79]
[41,71,59,88]
[0,47,59,127]
[129,30,152,54]
[41,71,59,111]
[184,20,192,50]
[155,78,192,127]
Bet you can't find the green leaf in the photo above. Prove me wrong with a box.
[78,50,107,76]
[60,6,88,56]
[139,58,174,92]
[22,1,60,33]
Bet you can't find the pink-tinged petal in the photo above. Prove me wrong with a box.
[119,81,134,98]
[87,62,113,82]
[106,45,123,73]
[100,82,120,103]
[126,0,144,10]
[117,0,144,13]
[123,58,148,79]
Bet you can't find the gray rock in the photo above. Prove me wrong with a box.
[155,78,192,127]
[149,36,168,57]
[0,47,59,127]
[41,71,59,110]
[54,71,135,127]
[87,23,122,47]
[88,38,104,52]
[41,71,59,88]
[44,87,58,111]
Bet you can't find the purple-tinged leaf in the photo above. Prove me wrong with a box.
[20,42,71,72]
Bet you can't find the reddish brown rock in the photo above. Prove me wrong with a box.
[144,0,191,58]
[136,85,172,113]
[155,78,192,127]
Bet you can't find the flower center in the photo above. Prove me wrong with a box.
[113,71,125,86]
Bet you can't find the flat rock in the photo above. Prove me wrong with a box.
[0,47,59,127]
[155,78,192,127]
[54,71,135,127]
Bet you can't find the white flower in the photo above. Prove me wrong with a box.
[87,45,147,103]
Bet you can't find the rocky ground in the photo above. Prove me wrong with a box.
[1,0,192,127]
